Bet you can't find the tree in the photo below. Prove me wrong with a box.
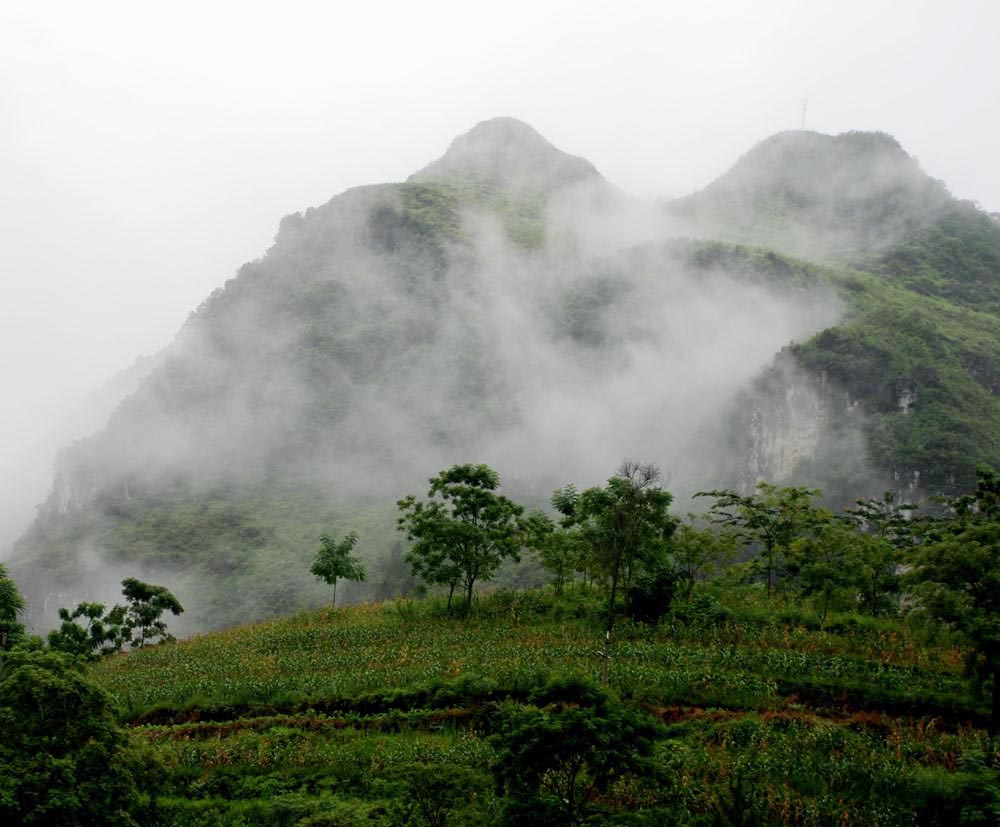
[787,517,862,623]
[672,516,738,601]
[556,462,676,633]
[907,466,1000,732]
[310,531,365,608]
[555,462,675,684]
[380,762,491,827]
[841,490,914,617]
[48,579,182,656]
[537,522,587,596]
[696,482,822,598]
[397,464,529,613]
[845,490,917,549]
[47,602,123,659]
[0,563,25,651]
[118,579,183,649]
[0,649,153,826]
[491,678,662,827]
[851,531,901,617]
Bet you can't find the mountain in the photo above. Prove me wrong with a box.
[409,116,601,192]
[674,130,950,257]
[673,129,1000,313]
[9,119,1000,632]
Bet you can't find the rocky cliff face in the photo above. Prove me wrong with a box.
[731,352,885,502]
[49,464,98,516]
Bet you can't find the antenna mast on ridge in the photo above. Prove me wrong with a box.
[800,98,808,130]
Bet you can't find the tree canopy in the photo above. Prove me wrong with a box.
[696,482,822,598]
[310,531,365,608]
[554,461,676,633]
[397,464,530,612]
[0,563,25,651]
[908,465,1000,730]
[0,650,151,826]
[48,579,184,657]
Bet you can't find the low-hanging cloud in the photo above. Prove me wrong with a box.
[9,124,878,631]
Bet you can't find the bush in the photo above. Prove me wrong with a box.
[628,565,679,624]
[0,650,153,826]
[671,592,731,627]
[491,678,663,826]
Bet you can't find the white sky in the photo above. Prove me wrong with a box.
[1,0,998,545]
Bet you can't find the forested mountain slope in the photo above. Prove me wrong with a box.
[9,119,1000,631]
[675,130,1000,493]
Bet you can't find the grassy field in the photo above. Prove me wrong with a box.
[92,588,1000,826]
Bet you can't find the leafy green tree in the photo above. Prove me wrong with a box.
[47,602,123,659]
[788,517,862,622]
[397,464,529,613]
[380,762,491,827]
[672,516,738,600]
[549,486,597,589]
[0,563,25,651]
[491,678,662,826]
[845,490,917,549]
[556,462,676,632]
[555,462,675,683]
[907,466,1000,731]
[0,649,152,826]
[853,532,901,617]
[537,527,587,596]
[528,505,591,596]
[310,531,365,608]
[696,482,822,598]
[118,578,183,649]
[841,490,913,617]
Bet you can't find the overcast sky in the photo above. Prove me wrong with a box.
[1,0,998,545]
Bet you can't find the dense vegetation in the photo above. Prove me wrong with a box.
[88,590,995,824]
[5,461,1000,824]
[41,580,1000,825]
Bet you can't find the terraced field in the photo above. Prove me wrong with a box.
[92,590,1000,826]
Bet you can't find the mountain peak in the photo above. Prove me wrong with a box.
[719,129,914,186]
[695,129,948,210]
[408,117,601,191]
[675,129,952,260]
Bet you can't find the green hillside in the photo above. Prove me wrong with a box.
[675,129,1000,493]
[81,588,998,826]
